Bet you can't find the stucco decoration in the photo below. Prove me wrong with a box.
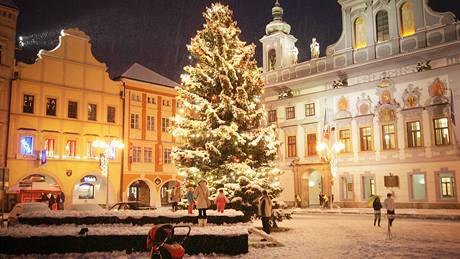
[426,77,449,105]
[335,96,352,119]
[401,84,422,109]
[310,38,320,59]
[356,93,373,116]
[375,78,400,122]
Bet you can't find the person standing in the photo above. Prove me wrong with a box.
[258,190,272,234]
[215,189,229,213]
[171,183,181,212]
[48,193,55,210]
[372,196,382,227]
[319,192,324,207]
[59,191,65,210]
[186,187,195,214]
[384,192,396,239]
[194,179,210,226]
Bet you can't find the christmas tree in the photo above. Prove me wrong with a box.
[172,3,281,214]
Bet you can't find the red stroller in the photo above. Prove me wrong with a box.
[146,224,191,259]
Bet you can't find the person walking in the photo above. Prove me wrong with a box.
[194,179,210,226]
[48,193,55,210]
[186,187,195,214]
[171,183,181,212]
[384,192,396,239]
[258,190,272,234]
[372,196,382,227]
[215,189,229,213]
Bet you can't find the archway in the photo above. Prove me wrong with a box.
[128,180,150,205]
[160,180,180,207]
[8,173,61,206]
[308,170,323,206]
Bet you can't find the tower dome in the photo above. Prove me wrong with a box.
[265,0,291,35]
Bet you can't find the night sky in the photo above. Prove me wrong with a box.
[14,0,460,83]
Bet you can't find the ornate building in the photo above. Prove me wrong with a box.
[116,63,179,208]
[261,0,460,208]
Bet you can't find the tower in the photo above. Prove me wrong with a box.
[260,0,297,72]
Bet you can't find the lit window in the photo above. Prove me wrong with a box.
[339,129,352,153]
[162,118,170,132]
[131,93,141,102]
[286,107,295,120]
[307,133,316,156]
[433,118,450,145]
[65,140,77,157]
[78,183,94,199]
[287,136,296,157]
[44,138,55,157]
[354,16,367,49]
[147,116,155,131]
[144,147,153,163]
[376,10,389,42]
[163,148,172,164]
[407,121,422,148]
[132,146,142,162]
[107,106,116,123]
[23,95,34,114]
[46,98,57,116]
[411,173,426,200]
[440,175,454,198]
[400,2,415,37]
[87,142,97,158]
[305,103,315,117]
[268,110,277,123]
[88,104,97,121]
[360,127,373,151]
[382,124,396,150]
[20,136,34,155]
[131,114,140,129]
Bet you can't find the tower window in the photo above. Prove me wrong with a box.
[400,2,415,37]
[376,10,389,42]
[268,49,276,71]
[354,16,367,49]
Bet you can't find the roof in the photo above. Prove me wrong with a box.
[0,0,17,9]
[119,63,179,88]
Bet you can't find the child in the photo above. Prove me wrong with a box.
[215,189,229,213]
[186,187,195,214]
[372,196,382,227]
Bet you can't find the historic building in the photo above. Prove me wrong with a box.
[261,0,460,208]
[116,63,179,208]
[7,28,124,208]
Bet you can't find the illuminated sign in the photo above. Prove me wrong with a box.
[20,136,34,155]
[81,175,97,183]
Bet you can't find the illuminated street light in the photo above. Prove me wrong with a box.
[316,141,344,208]
[92,139,124,208]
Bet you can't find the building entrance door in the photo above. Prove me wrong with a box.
[308,170,323,206]
[128,180,150,205]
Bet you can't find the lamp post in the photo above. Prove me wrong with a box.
[92,139,124,208]
[316,141,344,209]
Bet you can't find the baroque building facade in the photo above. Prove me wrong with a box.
[261,0,460,208]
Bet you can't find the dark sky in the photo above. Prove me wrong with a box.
[14,0,460,82]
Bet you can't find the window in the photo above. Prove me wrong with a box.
[268,49,276,71]
[107,106,116,123]
[362,175,376,199]
[144,147,153,163]
[86,142,97,158]
[305,103,315,117]
[286,106,295,120]
[163,148,172,164]
[44,138,55,157]
[382,124,396,150]
[131,93,141,102]
[162,99,170,106]
[400,1,415,37]
[407,121,422,148]
[360,127,373,151]
[354,16,367,49]
[132,146,142,162]
[268,110,277,123]
[162,118,170,132]
[23,95,34,114]
[341,175,354,200]
[287,136,296,157]
[376,10,389,42]
[46,98,57,116]
[88,104,97,121]
[147,116,155,131]
[147,97,156,104]
[68,101,78,119]
[440,174,454,198]
[130,114,140,129]
[410,173,426,200]
[19,136,34,155]
[78,183,94,199]
[307,133,316,156]
[65,140,77,157]
[434,118,450,145]
[339,129,352,153]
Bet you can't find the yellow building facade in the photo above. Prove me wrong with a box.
[7,28,123,208]
[117,63,180,208]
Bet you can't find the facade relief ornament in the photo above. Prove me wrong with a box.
[401,84,421,109]
[375,78,400,122]
[356,93,373,116]
[335,96,352,119]
[426,77,449,105]
[290,46,298,65]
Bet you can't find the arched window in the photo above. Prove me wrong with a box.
[268,49,276,71]
[376,10,389,42]
[354,16,367,49]
[400,2,415,37]
[78,183,95,199]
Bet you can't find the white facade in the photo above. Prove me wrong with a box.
[261,0,460,208]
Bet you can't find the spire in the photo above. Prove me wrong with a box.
[266,0,291,35]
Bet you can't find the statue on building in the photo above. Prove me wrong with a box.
[310,38,320,59]
[290,46,298,65]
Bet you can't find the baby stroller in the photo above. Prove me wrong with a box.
[146,224,191,259]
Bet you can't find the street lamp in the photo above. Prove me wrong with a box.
[316,141,344,208]
[92,139,124,208]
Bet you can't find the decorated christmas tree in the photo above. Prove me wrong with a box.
[172,3,281,214]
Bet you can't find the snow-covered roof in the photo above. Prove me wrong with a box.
[119,63,179,88]
[0,0,17,9]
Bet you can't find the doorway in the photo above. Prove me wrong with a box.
[308,170,323,206]
[128,180,150,205]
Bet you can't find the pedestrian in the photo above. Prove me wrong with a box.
[194,179,210,226]
[40,192,48,203]
[372,196,382,227]
[186,187,195,214]
[258,190,272,234]
[48,193,55,210]
[384,192,396,239]
[58,191,65,210]
[295,194,302,208]
[215,189,229,213]
[322,194,329,209]
[171,183,181,212]
[319,192,324,207]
